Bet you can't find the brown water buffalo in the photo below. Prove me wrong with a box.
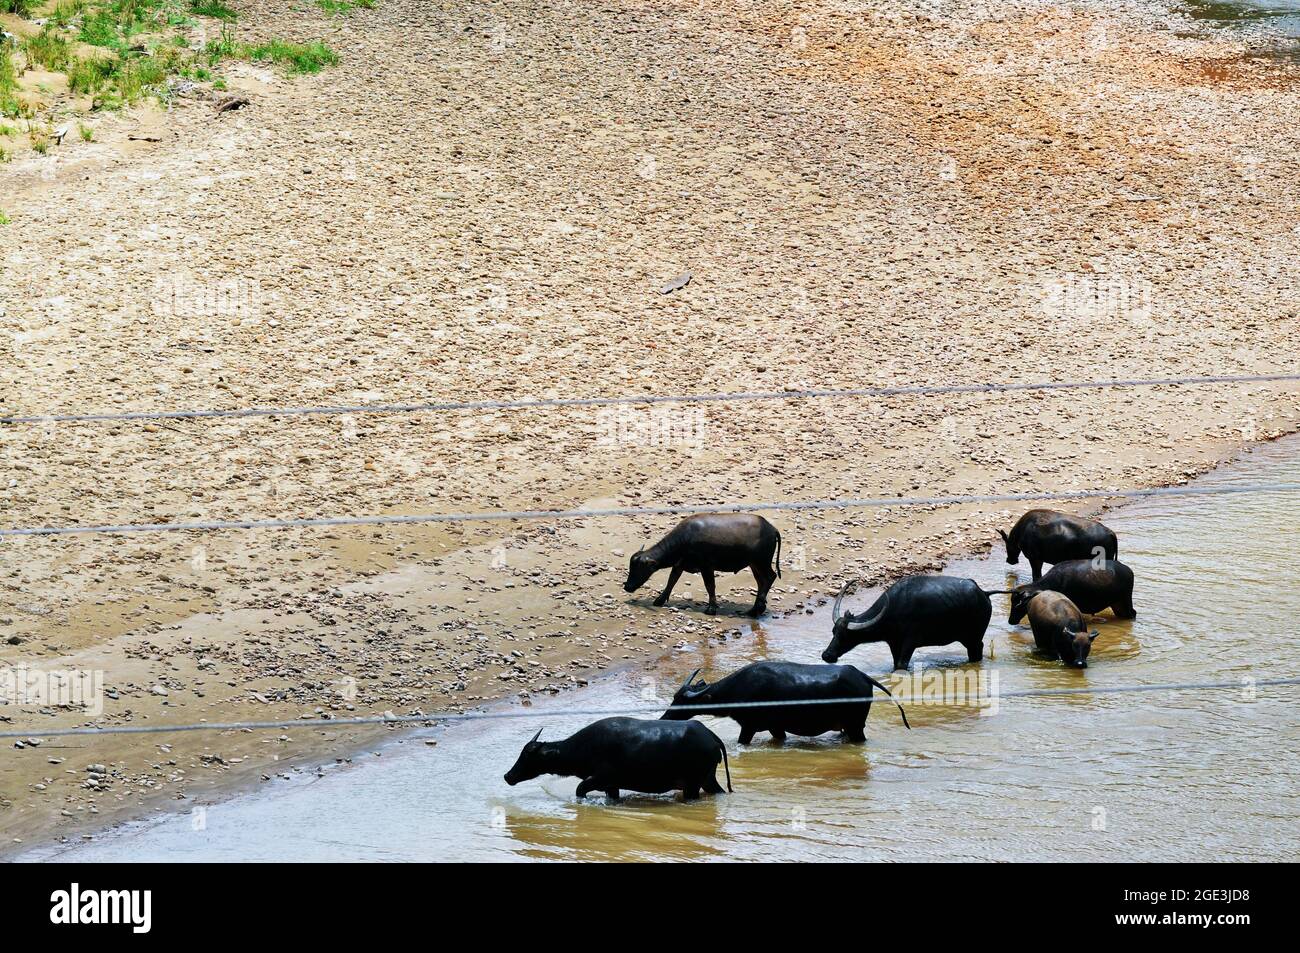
[999,509,1118,581]
[1025,591,1098,668]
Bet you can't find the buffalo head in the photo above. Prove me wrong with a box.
[1059,629,1099,668]
[504,728,551,785]
[660,668,708,720]
[1008,584,1040,624]
[623,546,658,593]
[822,581,878,663]
[997,529,1019,565]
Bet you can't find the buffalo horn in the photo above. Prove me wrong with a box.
[832,581,851,624]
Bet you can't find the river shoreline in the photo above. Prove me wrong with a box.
[12,429,1299,860]
[23,432,1300,862]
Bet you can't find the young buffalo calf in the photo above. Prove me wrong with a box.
[1026,591,1098,668]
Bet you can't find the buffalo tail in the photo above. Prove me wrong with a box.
[774,531,782,579]
[864,673,911,730]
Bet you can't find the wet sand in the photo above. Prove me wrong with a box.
[24,436,1300,862]
[2,0,1299,854]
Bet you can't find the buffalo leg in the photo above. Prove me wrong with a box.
[844,721,867,743]
[738,725,756,745]
[964,639,984,663]
[652,567,683,607]
[1113,599,1137,619]
[746,562,775,617]
[893,642,916,669]
[769,729,787,744]
[604,788,621,801]
[683,784,701,801]
[1030,558,1043,581]
[575,776,601,799]
[702,773,725,795]
[701,570,718,615]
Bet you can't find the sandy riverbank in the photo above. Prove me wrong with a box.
[2,0,1298,854]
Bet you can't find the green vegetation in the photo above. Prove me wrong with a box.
[316,0,374,14]
[23,29,73,71]
[0,0,346,135]
[190,0,236,19]
[243,39,337,74]
[78,120,93,140]
[0,210,11,225]
[0,41,19,118]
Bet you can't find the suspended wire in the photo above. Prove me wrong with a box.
[2,371,1297,425]
[4,480,1299,537]
[2,675,1296,740]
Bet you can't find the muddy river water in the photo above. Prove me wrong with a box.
[26,438,1300,861]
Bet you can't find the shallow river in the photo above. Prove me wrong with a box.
[1183,0,1300,39]
[27,438,1300,861]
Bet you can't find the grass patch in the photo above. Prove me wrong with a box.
[0,210,11,225]
[0,42,19,118]
[2,0,39,15]
[243,39,337,74]
[23,28,74,71]
[78,120,93,140]
[316,0,374,14]
[190,0,237,19]
[78,10,122,49]
[3,2,341,121]
[46,1,91,29]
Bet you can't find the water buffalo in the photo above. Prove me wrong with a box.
[503,717,731,801]
[1025,591,1098,668]
[660,661,909,744]
[999,509,1118,581]
[822,575,998,669]
[1008,558,1136,623]
[624,513,781,617]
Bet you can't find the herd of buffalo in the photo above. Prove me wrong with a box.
[504,508,1136,802]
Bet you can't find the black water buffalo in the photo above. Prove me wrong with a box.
[503,717,731,801]
[660,661,909,744]
[624,513,781,617]
[821,575,997,669]
[999,509,1118,581]
[1025,591,1098,668]
[1008,558,1136,623]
